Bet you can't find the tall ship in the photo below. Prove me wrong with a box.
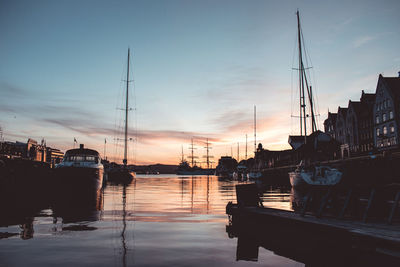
[107,48,136,184]
[176,139,215,175]
[288,11,342,187]
[55,144,104,192]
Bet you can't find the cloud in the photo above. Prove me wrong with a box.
[0,81,29,97]
[352,35,377,48]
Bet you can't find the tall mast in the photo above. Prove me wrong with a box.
[237,142,239,162]
[188,138,197,167]
[245,134,248,160]
[203,138,211,169]
[181,145,184,163]
[297,10,307,139]
[123,48,130,166]
[254,105,257,154]
[296,10,317,137]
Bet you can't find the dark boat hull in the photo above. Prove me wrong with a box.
[106,168,135,184]
[54,166,104,193]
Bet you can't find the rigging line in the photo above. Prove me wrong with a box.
[301,27,321,130]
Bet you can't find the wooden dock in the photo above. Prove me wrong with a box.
[226,184,400,265]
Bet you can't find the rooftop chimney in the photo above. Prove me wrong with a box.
[80,144,84,149]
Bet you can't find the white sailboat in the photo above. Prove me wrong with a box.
[288,11,342,187]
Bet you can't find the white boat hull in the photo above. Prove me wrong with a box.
[289,166,342,187]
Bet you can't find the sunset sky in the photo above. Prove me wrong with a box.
[1,0,399,165]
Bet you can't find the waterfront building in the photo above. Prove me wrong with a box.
[46,147,64,167]
[324,112,337,139]
[0,138,64,166]
[335,107,349,157]
[373,74,400,150]
[358,90,376,153]
[346,100,362,155]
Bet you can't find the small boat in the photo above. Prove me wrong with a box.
[288,11,342,187]
[55,144,104,192]
[289,161,342,187]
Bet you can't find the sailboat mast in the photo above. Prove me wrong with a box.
[206,138,209,169]
[123,48,130,166]
[245,134,248,160]
[254,105,257,154]
[297,10,307,140]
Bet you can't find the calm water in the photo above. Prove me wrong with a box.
[0,175,300,266]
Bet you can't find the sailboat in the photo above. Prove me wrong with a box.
[288,11,342,187]
[107,48,136,184]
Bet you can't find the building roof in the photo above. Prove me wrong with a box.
[360,90,376,103]
[348,100,363,115]
[337,107,348,120]
[324,112,337,126]
[380,75,400,99]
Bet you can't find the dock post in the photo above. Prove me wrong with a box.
[339,188,353,219]
[316,187,333,218]
[388,190,400,225]
[301,188,314,217]
[363,188,376,223]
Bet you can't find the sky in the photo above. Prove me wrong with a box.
[0,0,399,165]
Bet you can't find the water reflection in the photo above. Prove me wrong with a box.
[1,175,300,266]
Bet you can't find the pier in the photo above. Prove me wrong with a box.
[226,184,400,265]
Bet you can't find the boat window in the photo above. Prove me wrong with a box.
[86,156,96,162]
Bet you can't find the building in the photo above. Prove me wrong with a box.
[324,112,337,139]
[358,90,375,153]
[346,100,362,155]
[0,138,64,166]
[373,74,400,150]
[335,107,349,157]
[46,147,64,167]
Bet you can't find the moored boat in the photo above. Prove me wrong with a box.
[106,48,136,184]
[287,11,342,187]
[54,144,104,192]
[289,161,342,187]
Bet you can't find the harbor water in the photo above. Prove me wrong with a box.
[0,175,300,266]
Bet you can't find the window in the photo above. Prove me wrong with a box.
[390,111,394,119]
[376,115,380,124]
[376,128,380,136]
[383,113,387,122]
[391,125,395,133]
[383,126,387,135]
